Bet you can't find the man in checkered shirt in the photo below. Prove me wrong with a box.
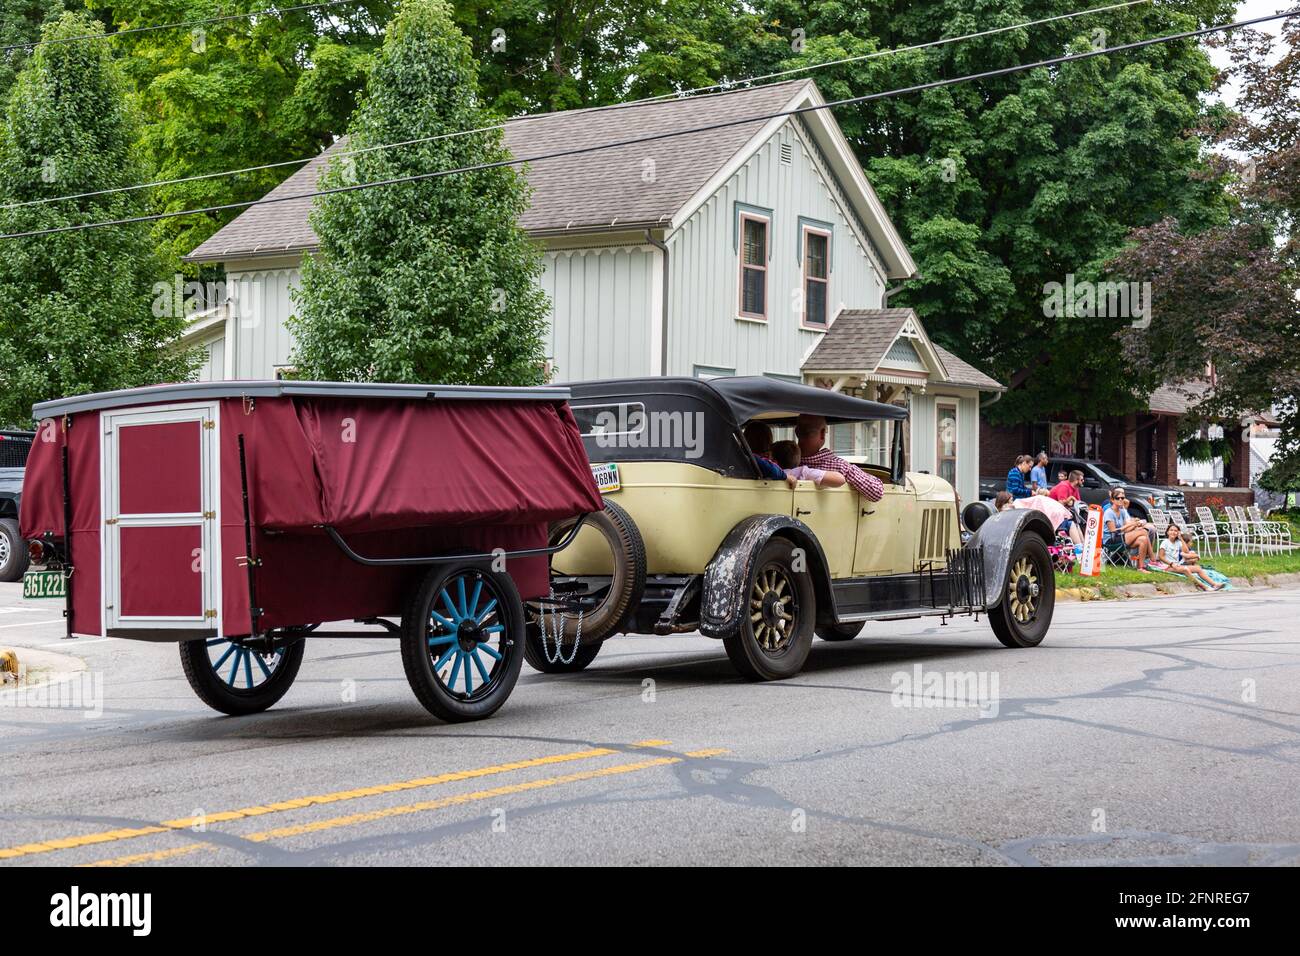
[794,415,885,502]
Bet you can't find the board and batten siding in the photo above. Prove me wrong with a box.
[206,249,655,383]
[665,120,887,378]
[540,245,658,382]
[224,265,301,379]
[909,389,982,506]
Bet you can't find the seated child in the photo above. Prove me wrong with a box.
[771,440,847,489]
[1159,523,1223,590]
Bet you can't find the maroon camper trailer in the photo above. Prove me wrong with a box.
[19,381,603,721]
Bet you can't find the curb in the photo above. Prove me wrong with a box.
[0,646,87,694]
[1056,570,1300,602]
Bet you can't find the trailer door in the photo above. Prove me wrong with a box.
[102,402,221,636]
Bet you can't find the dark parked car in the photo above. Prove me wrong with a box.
[0,429,34,582]
[981,457,1183,521]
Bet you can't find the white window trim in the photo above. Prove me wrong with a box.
[737,212,770,322]
[801,225,831,330]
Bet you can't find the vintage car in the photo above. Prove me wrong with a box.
[523,376,1057,680]
[19,381,603,722]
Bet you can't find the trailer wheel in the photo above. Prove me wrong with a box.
[0,518,28,583]
[722,537,815,681]
[990,533,1054,648]
[401,563,525,722]
[179,636,305,716]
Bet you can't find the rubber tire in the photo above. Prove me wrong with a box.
[989,534,1055,648]
[0,517,28,583]
[401,563,526,722]
[816,622,864,642]
[179,637,305,716]
[523,621,604,673]
[536,500,645,645]
[723,537,816,681]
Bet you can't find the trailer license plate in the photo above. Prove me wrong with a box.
[591,462,621,493]
[23,570,66,599]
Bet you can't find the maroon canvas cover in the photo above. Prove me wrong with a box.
[21,393,602,637]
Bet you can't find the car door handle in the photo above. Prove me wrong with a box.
[796,508,813,517]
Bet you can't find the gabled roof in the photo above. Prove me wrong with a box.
[186,79,914,277]
[802,308,1004,392]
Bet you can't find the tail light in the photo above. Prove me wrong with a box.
[28,539,47,564]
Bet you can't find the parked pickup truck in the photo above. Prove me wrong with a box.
[979,457,1185,521]
[0,429,33,582]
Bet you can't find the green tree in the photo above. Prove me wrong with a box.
[84,0,394,268]
[747,0,1237,423]
[0,1,78,99]
[0,11,194,428]
[451,1,770,113]
[288,0,549,386]
[1108,21,1300,494]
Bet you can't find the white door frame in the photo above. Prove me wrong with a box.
[100,402,222,636]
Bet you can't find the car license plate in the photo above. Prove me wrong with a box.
[22,570,66,599]
[591,462,621,493]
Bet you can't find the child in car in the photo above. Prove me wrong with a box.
[771,440,847,489]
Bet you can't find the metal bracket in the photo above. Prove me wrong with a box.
[323,513,590,568]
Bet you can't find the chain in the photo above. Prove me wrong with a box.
[539,589,583,665]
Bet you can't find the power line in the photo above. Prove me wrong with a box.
[2,8,1294,242]
[0,0,1151,212]
[1,1,371,55]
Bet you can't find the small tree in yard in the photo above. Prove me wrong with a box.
[289,0,549,386]
[0,12,193,428]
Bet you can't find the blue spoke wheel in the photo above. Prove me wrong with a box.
[179,631,306,716]
[401,563,524,722]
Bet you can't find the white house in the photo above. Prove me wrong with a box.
[182,78,1001,504]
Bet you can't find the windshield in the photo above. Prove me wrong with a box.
[1092,461,1133,483]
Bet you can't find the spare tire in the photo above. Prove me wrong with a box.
[527,499,645,657]
[963,500,994,532]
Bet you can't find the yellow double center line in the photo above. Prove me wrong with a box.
[0,739,724,865]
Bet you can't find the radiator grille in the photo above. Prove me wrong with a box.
[918,507,953,561]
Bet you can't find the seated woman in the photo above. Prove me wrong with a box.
[771,440,846,489]
[995,490,1083,545]
[1159,523,1223,590]
[742,421,786,480]
[1102,488,1154,572]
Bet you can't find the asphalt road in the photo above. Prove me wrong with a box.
[0,580,1298,866]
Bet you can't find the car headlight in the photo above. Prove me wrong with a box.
[1152,495,1165,507]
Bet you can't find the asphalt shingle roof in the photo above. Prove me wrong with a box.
[187,80,811,263]
[802,308,1003,391]
[802,308,913,373]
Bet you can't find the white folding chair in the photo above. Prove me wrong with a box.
[1150,507,1169,538]
[1248,505,1292,550]
[1228,506,1263,555]
[1194,506,1223,556]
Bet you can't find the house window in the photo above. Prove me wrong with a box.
[802,227,830,328]
[937,401,958,486]
[738,213,768,320]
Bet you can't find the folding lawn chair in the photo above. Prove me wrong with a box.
[1194,506,1224,556]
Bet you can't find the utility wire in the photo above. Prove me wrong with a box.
[0,0,1151,212]
[2,8,1293,242]
[1,1,370,55]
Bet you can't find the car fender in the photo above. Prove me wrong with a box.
[964,509,1055,609]
[699,515,831,638]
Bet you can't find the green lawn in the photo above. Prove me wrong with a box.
[1059,549,1300,589]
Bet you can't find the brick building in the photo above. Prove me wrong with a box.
[979,383,1244,488]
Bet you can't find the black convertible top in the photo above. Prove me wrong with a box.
[570,376,906,427]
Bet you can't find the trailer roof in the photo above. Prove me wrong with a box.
[31,380,572,419]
